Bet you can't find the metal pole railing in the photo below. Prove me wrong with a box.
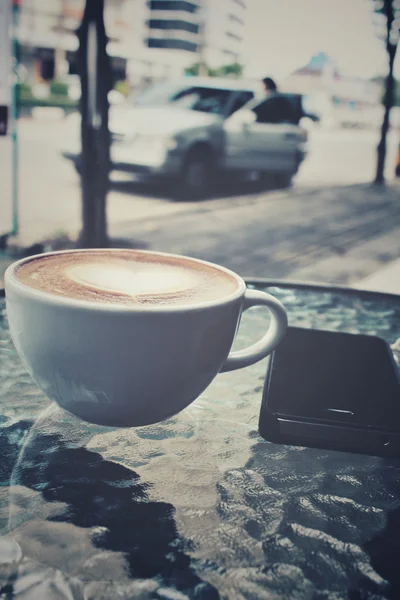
[11,0,19,236]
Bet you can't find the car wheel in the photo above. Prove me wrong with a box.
[174,148,214,201]
[256,171,275,191]
[273,172,293,189]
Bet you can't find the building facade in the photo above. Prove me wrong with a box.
[17,0,129,83]
[145,0,247,67]
[203,0,246,67]
[147,0,201,53]
[16,0,247,90]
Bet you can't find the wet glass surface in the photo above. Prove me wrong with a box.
[0,286,399,599]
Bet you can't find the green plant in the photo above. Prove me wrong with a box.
[49,80,69,97]
[185,62,244,79]
[208,67,219,77]
[113,79,129,97]
[17,82,33,100]
[18,94,78,110]
[185,63,201,77]
[219,62,243,78]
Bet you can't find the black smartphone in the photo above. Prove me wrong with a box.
[259,327,400,457]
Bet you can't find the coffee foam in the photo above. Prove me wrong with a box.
[67,263,200,298]
[15,250,239,307]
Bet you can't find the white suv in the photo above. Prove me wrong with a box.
[64,77,309,199]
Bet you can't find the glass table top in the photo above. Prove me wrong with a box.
[0,283,399,599]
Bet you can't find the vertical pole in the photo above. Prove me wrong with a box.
[55,0,67,79]
[374,0,396,185]
[11,0,19,236]
[77,0,111,248]
[396,142,400,178]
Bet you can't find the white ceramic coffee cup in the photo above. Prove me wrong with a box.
[5,250,287,427]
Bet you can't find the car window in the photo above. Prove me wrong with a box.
[228,91,254,116]
[170,86,232,115]
[252,95,296,124]
[134,82,235,115]
[134,82,184,106]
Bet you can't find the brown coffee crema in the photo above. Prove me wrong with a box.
[16,251,239,307]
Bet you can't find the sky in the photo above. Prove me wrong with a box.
[243,0,400,81]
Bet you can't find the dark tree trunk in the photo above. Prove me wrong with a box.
[375,0,398,185]
[77,0,111,247]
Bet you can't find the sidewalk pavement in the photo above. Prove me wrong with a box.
[1,183,400,295]
[110,182,400,289]
[355,257,400,295]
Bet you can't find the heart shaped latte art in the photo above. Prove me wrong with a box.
[67,263,198,297]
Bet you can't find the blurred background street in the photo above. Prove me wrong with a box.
[0,118,398,242]
[1,0,400,291]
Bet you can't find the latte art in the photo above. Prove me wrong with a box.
[67,264,200,297]
[15,250,239,307]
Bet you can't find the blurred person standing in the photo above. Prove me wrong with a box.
[260,76,296,124]
[262,77,278,95]
[262,76,319,125]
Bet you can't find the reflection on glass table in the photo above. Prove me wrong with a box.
[0,282,399,599]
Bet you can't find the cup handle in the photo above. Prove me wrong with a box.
[220,290,288,373]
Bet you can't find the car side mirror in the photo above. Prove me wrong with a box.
[225,109,256,132]
[236,109,256,128]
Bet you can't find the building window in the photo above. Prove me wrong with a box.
[228,91,254,116]
[147,38,198,52]
[226,31,243,42]
[171,86,232,114]
[148,19,199,33]
[40,57,55,81]
[222,49,239,60]
[228,13,245,25]
[149,1,200,13]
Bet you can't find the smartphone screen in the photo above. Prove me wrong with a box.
[266,327,400,432]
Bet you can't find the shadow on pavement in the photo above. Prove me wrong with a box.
[109,173,287,203]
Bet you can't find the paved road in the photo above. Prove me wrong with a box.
[297,128,398,187]
[112,183,400,285]
[0,118,398,242]
[0,119,185,240]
